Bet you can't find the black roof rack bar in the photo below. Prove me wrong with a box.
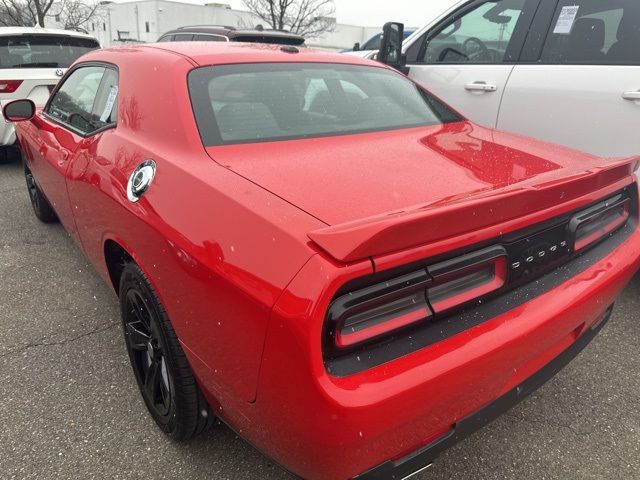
[178,25,236,30]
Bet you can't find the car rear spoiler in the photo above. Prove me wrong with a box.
[308,159,638,263]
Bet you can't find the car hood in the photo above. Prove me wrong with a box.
[206,121,636,261]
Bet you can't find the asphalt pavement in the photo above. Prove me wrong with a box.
[1,158,639,480]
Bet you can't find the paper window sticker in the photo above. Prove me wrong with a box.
[100,85,118,123]
[553,6,580,35]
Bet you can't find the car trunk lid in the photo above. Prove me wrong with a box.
[206,121,637,262]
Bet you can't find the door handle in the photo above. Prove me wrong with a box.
[465,81,497,92]
[622,91,640,101]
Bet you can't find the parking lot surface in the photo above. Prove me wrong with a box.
[1,158,639,480]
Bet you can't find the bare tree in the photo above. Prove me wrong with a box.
[30,0,54,27]
[51,0,103,31]
[0,0,102,29]
[242,0,335,38]
[0,0,36,26]
[0,0,55,27]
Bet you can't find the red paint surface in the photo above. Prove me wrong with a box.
[12,43,640,480]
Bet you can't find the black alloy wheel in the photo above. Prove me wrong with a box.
[24,165,58,223]
[123,288,173,420]
[119,262,214,440]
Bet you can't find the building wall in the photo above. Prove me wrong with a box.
[82,0,384,51]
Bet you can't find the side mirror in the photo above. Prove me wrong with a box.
[378,22,408,74]
[3,99,35,122]
[353,42,360,52]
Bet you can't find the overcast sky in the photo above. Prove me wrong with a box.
[207,0,457,27]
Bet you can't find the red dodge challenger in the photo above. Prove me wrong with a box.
[4,43,640,480]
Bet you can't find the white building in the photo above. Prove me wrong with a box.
[82,0,381,51]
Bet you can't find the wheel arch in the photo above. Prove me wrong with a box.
[103,237,135,295]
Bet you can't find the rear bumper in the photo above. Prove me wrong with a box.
[356,305,613,479]
[238,218,640,480]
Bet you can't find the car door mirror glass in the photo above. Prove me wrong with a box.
[3,99,35,122]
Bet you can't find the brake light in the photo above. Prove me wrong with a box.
[330,270,433,349]
[0,80,23,93]
[325,188,634,357]
[328,246,507,350]
[427,246,507,314]
[570,194,630,252]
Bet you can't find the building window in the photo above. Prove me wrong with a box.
[145,21,150,33]
[91,23,94,31]
[55,14,60,22]
[103,22,106,31]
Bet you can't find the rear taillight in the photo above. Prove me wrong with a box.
[0,80,23,93]
[570,194,630,252]
[325,188,634,362]
[328,246,507,349]
[427,246,507,314]
[330,271,433,349]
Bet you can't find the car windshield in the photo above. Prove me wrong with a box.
[0,35,99,69]
[189,62,461,146]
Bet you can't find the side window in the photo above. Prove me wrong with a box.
[541,1,640,65]
[158,35,173,42]
[47,66,105,134]
[195,34,227,42]
[91,68,119,126]
[173,33,194,41]
[415,0,528,64]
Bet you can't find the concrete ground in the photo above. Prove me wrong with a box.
[1,158,639,480]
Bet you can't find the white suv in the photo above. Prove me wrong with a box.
[0,27,99,159]
[360,0,640,158]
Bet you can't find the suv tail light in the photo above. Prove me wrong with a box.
[327,247,507,350]
[0,80,23,93]
[570,193,630,252]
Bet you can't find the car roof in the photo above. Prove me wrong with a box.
[92,42,377,68]
[160,25,305,42]
[0,26,97,40]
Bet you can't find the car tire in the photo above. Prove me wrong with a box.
[24,164,58,223]
[0,146,9,164]
[0,145,22,163]
[119,262,215,440]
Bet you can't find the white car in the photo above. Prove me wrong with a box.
[0,27,99,159]
[357,0,640,158]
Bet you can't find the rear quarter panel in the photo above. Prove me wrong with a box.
[66,48,323,403]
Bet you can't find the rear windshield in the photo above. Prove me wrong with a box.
[0,35,99,69]
[189,63,461,146]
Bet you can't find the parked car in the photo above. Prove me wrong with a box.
[341,28,416,53]
[0,27,99,160]
[157,25,305,46]
[358,0,640,158]
[4,42,640,480]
